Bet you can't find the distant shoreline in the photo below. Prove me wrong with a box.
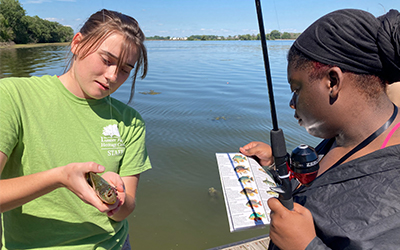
[0,42,70,49]
[0,39,295,49]
[146,39,295,41]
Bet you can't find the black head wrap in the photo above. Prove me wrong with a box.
[377,9,400,83]
[292,9,400,83]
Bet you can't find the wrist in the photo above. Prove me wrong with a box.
[54,165,68,189]
[109,194,136,221]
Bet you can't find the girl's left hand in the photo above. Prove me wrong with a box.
[239,141,274,167]
[101,172,126,217]
[268,198,316,250]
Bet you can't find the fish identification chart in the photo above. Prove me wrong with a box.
[216,153,278,232]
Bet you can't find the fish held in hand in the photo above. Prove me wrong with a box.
[86,172,118,205]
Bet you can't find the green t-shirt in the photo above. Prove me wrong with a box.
[0,75,152,249]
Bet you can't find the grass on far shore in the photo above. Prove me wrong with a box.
[0,42,70,49]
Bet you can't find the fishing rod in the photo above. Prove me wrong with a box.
[254,0,293,210]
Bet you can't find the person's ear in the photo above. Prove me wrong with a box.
[71,32,83,55]
[328,67,343,102]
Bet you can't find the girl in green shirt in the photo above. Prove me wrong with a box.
[0,9,152,249]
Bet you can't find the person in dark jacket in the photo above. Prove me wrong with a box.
[240,8,400,250]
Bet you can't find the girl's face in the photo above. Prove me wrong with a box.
[70,32,138,100]
[287,65,336,139]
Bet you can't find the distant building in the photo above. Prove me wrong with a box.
[170,37,188,40]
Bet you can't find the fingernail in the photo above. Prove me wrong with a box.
[98,165,105,171]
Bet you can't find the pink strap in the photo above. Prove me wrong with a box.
[381,122,400,149]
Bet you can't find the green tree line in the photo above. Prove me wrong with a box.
[147,30,301,41]
[0,0,74,44]
[147,35,171,40]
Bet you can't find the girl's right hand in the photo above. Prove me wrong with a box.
[239,141,274,166]
[59,162,120,213]
[268,198,316,250]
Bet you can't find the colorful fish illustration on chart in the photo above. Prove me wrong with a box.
[263,178,276,187]
[240,187,258,196]
[267,190,279,197]
[234,165,249,174]
[239,176,254,184]
[258,167,268,174]
[232,155,247,163]
[249,212,266,221]
[246,199,262,208]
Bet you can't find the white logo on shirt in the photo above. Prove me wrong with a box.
[102,124,120,137]
[100,124,125,156]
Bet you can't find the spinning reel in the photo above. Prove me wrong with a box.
[289,144,319,186]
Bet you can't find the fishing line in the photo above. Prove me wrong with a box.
[272,0,281,33]
[100,7,114,120]
[109,87,113,119]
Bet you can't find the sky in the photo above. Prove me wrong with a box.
[20,0,400,37]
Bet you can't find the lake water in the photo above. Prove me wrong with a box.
[0,40,320,249]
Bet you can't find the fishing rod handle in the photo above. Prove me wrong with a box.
[271,129,294,210]
[280,197,294,211]
[276,166,294,211]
